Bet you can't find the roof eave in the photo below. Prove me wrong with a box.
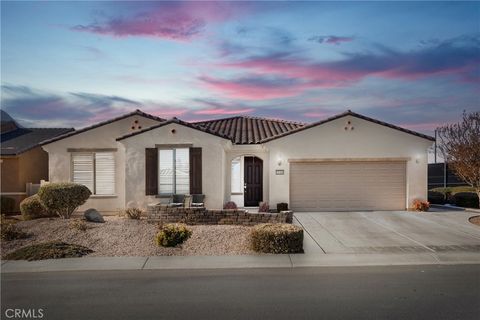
[39,110,164,147]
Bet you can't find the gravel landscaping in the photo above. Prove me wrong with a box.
[1,216,254,258]
[469,215,480,227]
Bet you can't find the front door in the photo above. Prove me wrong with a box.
[244,156,263,206]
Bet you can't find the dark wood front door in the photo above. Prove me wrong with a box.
[244,156,263,206]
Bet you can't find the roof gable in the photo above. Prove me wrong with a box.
[260,110,435,143]
[116,117,232,141]
[39,109,165,146]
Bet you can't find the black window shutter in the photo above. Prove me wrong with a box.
[189,147,202,194]
[145,148,158,195]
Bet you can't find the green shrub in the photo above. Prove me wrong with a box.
[20,195,48,220]
[428,191,445,204]
[453,192,479,208]
[4,242,93,261]
[155,223,192,247]
[38,182,91,219]
[250,223,303,254]
[0,196,15,214]
[1,214,28,241]
[121,207,143,219]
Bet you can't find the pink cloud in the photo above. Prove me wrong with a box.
[221,58,364,88]
[148,108,189,118]
[218,35,480,87]
[199,75,314,100]
[71,2,250,41]
[194,107,254,115]
[303,111,332,118]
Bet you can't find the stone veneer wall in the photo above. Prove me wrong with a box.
[147,206,293,225]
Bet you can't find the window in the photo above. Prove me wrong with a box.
[231,157,242,193]
[72,152,115,195]
[158,148,189,195]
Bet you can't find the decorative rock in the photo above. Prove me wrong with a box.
[84,208,105,223]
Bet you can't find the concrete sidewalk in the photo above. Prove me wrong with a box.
[2,251,480,273]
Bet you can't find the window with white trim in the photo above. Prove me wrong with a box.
[72,152,115,195]
[231,157,242,193]
[158,148,189,195]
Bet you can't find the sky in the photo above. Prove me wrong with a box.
[1,1,479,135]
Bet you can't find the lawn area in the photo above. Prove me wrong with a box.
[1,216,254,259]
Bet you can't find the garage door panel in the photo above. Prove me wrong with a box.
[290,161,406,211]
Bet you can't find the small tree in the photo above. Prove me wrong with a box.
[38,182,91,219]
[437,111,480,207]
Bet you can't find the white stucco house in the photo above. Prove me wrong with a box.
[40,109,434,212]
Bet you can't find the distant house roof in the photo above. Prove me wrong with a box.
[116,117,232,141]
[194,116,305,144]
[1,109,21,134]
[1,127,74,156]
[39,109,165,146]
[259,110,436,143]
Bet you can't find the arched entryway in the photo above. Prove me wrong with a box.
[230,156,263,207]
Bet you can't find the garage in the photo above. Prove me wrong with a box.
[290,160,407,211]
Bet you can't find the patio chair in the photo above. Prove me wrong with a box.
[169,194,185,208]
[191,194,205,207]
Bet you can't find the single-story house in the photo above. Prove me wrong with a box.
[0,110,73,212]
[41,109,434,212]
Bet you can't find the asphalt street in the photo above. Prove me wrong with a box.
[2,265,479,320]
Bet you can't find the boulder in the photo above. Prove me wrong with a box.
[84,208,104,223]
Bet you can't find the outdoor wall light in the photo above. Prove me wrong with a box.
[277,156,283,166]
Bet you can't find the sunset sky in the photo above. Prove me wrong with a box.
[1,1,479,134]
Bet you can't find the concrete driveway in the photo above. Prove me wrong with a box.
[294,210,480,254]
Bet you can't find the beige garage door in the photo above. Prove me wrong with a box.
[290,161,406,211]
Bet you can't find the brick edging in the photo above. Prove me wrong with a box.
[147,206,293,225]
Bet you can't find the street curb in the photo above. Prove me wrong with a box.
[2,252,479,273]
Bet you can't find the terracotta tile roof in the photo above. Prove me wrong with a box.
[1,127,74,156]
[259,110,435,143]
[194,116,306,144]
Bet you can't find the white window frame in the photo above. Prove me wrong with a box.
[71,151,116,196]
[231,157,243,194]
[158,147,190,195]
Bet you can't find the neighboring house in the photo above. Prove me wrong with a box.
[41,109,434,212]
[0,110,73,212]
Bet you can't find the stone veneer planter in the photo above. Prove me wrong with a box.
[147,205,293,226]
